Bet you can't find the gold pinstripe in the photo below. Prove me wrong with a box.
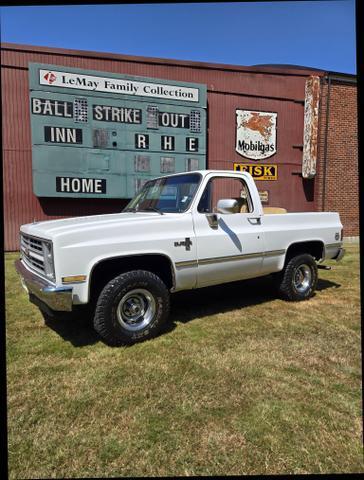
[175,249,285,269]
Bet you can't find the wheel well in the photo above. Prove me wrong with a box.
[89,254,175,301]
[285,241,324,264]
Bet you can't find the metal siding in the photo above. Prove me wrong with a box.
[2,43,327,76]
[2,44,317,250]
[2,46,308,100]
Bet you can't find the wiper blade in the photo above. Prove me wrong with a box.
[123,207,139,213]
[139,207,164,215]
[123,206,164,215]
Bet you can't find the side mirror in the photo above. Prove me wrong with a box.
[216,198,238,214]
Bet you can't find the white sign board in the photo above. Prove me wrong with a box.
[236,110,277,160]
[40,69,199,103]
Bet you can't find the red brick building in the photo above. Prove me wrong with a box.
[1,43,358,250]
[316,77,358,237]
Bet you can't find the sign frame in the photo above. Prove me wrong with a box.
[29,63,207,198]
[233,163,278,180]
[235,109,278,161]
[31,63,207,107]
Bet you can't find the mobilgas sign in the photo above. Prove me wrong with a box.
[236,110,277,160]
[29,63,207,198]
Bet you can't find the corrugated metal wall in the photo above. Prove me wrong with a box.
[207,91,311,210]
[2,43,323,250]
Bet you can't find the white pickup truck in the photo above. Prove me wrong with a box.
[15,169,344,345]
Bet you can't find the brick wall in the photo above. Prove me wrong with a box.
[316,78,358,236]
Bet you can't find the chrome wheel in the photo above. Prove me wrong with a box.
[116,288,156,332]
[293,264,312,293]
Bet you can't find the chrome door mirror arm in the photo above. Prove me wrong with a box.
[206,213,219,229]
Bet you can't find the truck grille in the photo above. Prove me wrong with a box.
[20,234,46,275]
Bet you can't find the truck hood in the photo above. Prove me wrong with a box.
[20,212,173,239]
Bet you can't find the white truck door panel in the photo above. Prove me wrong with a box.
[193,212,264,287]
[192,174,265,288]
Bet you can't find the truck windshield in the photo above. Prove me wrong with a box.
[123,173,201,213]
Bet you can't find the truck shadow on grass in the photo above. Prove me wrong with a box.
[165,276,341,330]
[41,306,100,347]
[41,276,341,347]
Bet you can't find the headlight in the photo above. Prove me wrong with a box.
[42,240,55,281]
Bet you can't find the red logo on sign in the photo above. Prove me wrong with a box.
[43,71,57,84]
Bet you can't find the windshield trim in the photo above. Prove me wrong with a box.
[123,172,203,214]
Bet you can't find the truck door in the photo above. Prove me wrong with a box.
[192,175,264,288]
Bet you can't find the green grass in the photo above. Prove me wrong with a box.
[5,244,363,477]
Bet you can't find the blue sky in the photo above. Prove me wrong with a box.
[0,1,356,74]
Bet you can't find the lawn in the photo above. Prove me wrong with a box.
[5,244,363,477]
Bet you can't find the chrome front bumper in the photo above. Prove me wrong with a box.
[15,260,73,312]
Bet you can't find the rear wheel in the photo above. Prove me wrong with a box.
[93,270,170,346]
[277,253,318,301]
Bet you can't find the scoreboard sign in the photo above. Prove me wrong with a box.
[29,63,207,198]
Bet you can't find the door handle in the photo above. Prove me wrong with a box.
[248,217,261,225]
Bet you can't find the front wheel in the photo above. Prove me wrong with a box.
[276,253,318,301]
[93,270,170,346]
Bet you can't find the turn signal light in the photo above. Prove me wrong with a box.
[62,275,87,284]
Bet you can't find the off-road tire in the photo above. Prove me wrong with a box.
[277,253,318,301]
[93,270,170,346]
